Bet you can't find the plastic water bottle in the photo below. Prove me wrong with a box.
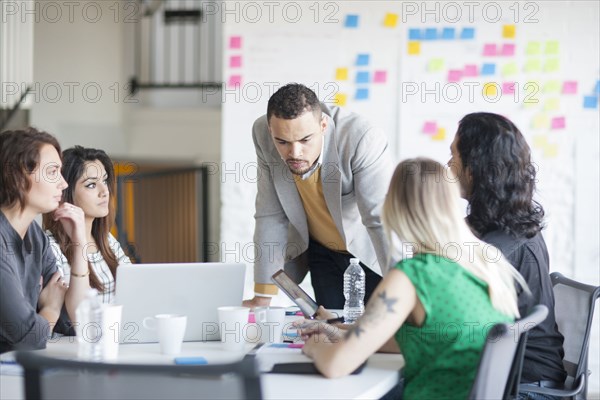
[343,258,365,324]
[76,288,103,360]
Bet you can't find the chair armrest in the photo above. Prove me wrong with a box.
[519,374,585,397]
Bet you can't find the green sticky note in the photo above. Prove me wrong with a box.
[545,41,559,55]
[526,41,541,55]
[544,98,560,111]
[544,80,561,93]
[428,58,444,72]
[524,59,542,73]
[501,62,518,76]
[544,58,560,72]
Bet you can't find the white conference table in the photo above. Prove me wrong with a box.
[1,336,404,400]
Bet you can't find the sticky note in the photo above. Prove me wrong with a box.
[460,27,475,39]
[544,80,561,93]
[533,134,548,147]
[503,25,516,38]
[345,14,359,28]
[441,27,455,40]
[562,81,577,94]
[423,121,437,134]
[428,58,444,72]
[532,115,549,130]
[503,82,516,95]
[336,68,349,80]
[174,357,208,365]
[545,41,559,55]
[228,75,242,87]
[463,64,478,77]
[544,143,558,158]
[483,43,497,56]
[409,28,421,40]
[483,83,499,97]
[356,71,370,84]
[384,13,398,27]
[526,41,541,55]
[432,127,446,141]
[355,88,369,100]
[334,93,347,106]
[595,80,600,94]
[481,63,496,76]
[551,117,566,130]
[448,69,463,82]
[229,55,242,68]
[583,96,598,109]
[501,62,518,76]
[373,70,387,83]
[544,59,560,73]
[424,28,437,40]
[544,98,560,111]
[229,36,242,49]
[408,41,421,55]
[524,59,541,73]
[356,54,370,66]
[501,43,515,56]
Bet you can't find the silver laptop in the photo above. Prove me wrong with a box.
[115,263,245,343]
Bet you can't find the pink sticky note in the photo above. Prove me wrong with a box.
[373,70,387,83]
[464,64,478,77]
[229,36,242,49]
[562,81,578,94]
[229,55,242,68]
[423,121,437,134]
[228,75,242,87]
[501,43,515,56]
[448,69,463,82]
[483,43,497,56]
[502,82,516,95]
[288,343,304,349]
[551,117,566,130]
[248,312,255,323]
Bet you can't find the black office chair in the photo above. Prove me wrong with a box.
[15,351,262,400]
[519,272,600,399]
[468,304,549,400]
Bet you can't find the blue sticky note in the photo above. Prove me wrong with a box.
[345,14,359,28]
[356,71,370,84]
[408,28,421,40]
[441,27,455,40]
[481,63,496,76]
[583,96,598,109]
[174,357,208,365]
[424,28,437,40]
[460,27,475,39]
[595,80,600,94]
[356,54,370,66]
[268,343,291,348]
[355,88,369,100]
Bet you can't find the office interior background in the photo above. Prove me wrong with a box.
[1,0,598,394]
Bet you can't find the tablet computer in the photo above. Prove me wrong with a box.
[271,270,319,318]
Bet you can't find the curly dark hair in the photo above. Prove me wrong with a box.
[456,112,544,238]
[266,83,322,122]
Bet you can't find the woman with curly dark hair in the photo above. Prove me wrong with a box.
[449,112,566,399]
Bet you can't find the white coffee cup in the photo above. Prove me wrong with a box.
[254,306,286,344]
[217,306,250,351]
[143,314,187,355]
[100,304,123,360]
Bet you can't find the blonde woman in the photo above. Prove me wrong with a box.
[300,158,528,399]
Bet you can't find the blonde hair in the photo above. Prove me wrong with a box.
[382,158,528,318]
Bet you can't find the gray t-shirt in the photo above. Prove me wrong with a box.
[0,210,58,353]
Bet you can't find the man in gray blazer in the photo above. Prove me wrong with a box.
[243,83,394,310]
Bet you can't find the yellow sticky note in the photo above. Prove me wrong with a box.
[428,58,444,72]
[543,80,561,93]
[544,98,560,111]
[526,41,541,55]
[335,68,348,81]
[524,59,541,73]
[483,82,499,97]
[334,93,347,106]
[503,25,516,38]
[501,62,518,76]
[532,114,550,130]
[432,127,446,141]
[384,13,398,28]
[544,58,560,72]
[545,41,559,55]
[408,41,421,55]
[533,135,548,148]
[543,143,558,158]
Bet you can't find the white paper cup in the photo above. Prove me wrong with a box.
[254,306,286,344]
[218,306,250,351]
[143,314,187,355]
[100,304,123,360]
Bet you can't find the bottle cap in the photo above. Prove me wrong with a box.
[350,258,360,264]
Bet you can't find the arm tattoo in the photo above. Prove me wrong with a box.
[344,290,399,339]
